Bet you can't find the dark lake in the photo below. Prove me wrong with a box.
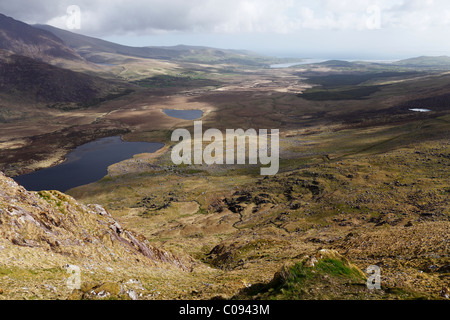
[163,109,203,120]
[13,136,164,192]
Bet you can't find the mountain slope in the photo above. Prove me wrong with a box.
[34,24,271,65]
[34,24,175,61]
[0,171,190,299]
[0,49,132,109]
[0,13,83,63]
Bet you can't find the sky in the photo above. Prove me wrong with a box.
[1,0,450,59]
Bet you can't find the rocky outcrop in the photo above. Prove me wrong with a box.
[0,171,190,271]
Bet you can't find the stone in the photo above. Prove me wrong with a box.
[438,265,450,274]
[440,287,449,299]
[127,289,138,300]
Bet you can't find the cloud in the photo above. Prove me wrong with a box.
[1,0,450,37]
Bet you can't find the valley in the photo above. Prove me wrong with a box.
[0,13,449,301]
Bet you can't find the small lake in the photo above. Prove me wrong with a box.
[409,108,431,113]
[13,136,164,192]
[163,109,203,120]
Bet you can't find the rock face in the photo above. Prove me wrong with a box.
[0,171,190,271]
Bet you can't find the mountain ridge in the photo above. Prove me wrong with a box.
[34,24,272,65]
[0,13,84,63]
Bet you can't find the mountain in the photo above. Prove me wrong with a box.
[0,14,133,109]
[0,13,83,63]
[34,24,271,65]
[34,24,179,62]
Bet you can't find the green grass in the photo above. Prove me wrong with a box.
[235,257,367,300]
[384,288,431,300]
[0,266,66,279]
[37,191,68,214]
[314,258,364,278]
[270,258,366,299]
[0,267,14,276]
[196,207,208,215]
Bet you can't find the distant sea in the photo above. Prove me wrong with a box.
[269,59,327,68]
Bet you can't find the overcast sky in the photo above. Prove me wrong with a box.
[2,0,450,59]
